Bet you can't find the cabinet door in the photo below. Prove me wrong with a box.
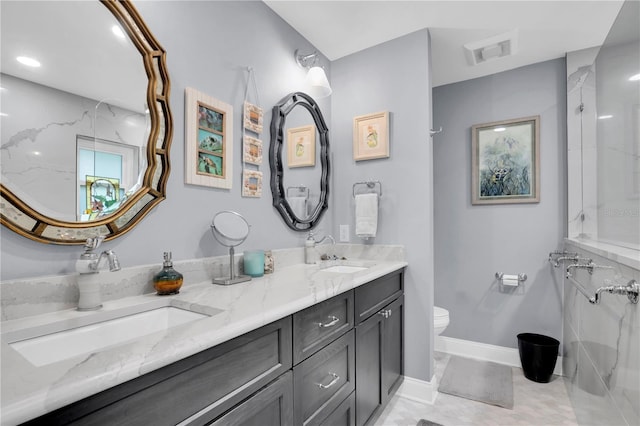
[382,295,404,400]
[355,309,384,426]
[207,372,293,426]
[355,296,404,426]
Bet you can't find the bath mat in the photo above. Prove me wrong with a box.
[438,356,514,409]
[417,420,444,426]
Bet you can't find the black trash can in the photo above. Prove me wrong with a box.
[517,333,559,383]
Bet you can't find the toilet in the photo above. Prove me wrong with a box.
[434,306,450,336]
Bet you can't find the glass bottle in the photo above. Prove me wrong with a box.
[153,252,183,295]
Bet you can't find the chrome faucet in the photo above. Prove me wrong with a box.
[76,237,121,310]
[305,231,336,264]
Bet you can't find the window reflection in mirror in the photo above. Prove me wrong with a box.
[1,1,148,223]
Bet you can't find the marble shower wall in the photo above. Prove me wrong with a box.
[562,242,639,426]
[0,73,146,221]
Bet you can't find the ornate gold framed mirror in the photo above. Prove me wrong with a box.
[0,0,173,244]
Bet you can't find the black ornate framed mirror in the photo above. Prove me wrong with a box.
[270,92,329,231]
[0,0,173,244]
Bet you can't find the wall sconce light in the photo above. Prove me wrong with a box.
[295,49,332,99]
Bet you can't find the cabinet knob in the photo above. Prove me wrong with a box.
[378,310,390,319]
[317,315,340,328]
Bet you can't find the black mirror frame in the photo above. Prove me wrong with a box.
[269,92,330,232]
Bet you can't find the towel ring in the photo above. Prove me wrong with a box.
[352,181,382,198]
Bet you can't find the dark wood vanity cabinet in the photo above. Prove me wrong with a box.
[22,268,404,426]
[24,318,293,426]
[354,271,405,426]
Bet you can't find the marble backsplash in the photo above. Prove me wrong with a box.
[562,240,639,426]
[0,244,405,321]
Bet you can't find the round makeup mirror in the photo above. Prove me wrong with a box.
[210,211,251,285]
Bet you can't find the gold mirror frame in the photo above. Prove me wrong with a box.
[0,0,173,245]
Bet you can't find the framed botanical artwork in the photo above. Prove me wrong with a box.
[185,87,233,189]
[243,101,263,134]
[353,111,389,161]
[243,136,263,165]
[471,115,540,205]
[242,169,262,198]
[287,124,316,168]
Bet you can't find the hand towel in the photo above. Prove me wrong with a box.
[288,196,307,219]
[355,193,378,238]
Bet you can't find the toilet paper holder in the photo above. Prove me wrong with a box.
[495,272,527,287]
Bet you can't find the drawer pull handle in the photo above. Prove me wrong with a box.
[317,315,340,328]
[317,373,340,389]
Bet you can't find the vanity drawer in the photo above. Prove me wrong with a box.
[27,317,292,426]
[355,269,404,325]
[293,290,354,364]
[293,329,355,426]
[207,371,293,426]
[319,391,356,426]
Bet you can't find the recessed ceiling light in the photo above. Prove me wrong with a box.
[629,73,640,82]
[112,25,126,39]
[598,115,613,120]
[494,127,506,132]
[16,56,41,67]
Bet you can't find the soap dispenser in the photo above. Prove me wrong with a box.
[153,252,183,295]
[305,232,317,264]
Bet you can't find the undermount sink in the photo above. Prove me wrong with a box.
[4,299,221,367]
[319,260,375,274]
[321,265,369,273]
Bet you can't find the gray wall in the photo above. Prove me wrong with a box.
[433,58,567,349]
[1,1,333,280]
[332,30,434,381]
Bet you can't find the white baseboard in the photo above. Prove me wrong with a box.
[435,336,564,377]
[396,375,438,405]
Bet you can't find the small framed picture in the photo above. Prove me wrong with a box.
[242,169,263,198]
[86,176,120,215]
[353,111,389,161]
[471,116,540,205]
[287,124,315,168]
[243,101,263,134]
[243,136,263,165]
[185,87,233,189]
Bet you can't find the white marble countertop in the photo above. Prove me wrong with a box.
[0,258,407,425]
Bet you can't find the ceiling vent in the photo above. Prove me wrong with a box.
[463,30,518,66]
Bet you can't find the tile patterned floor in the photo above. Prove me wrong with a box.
[375,352,578,426]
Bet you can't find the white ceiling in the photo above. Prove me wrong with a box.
[263,0,625,87]
[1,1,147,113]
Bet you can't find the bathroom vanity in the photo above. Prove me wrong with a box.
[1,255,406,426]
